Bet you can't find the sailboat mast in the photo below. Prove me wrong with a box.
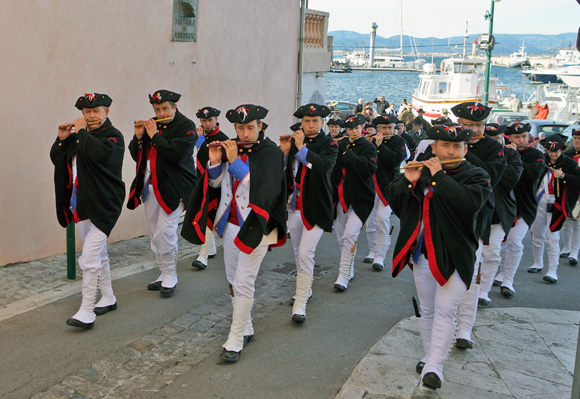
[400,1,403,58]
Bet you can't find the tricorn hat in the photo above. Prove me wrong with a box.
[426,123,473,142]
[75,93,112,110]
[196,107,220,119]
[226,104,268,124]
[149,90,181,104]
[451,102,491,121]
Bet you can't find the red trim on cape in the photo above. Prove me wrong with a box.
[192,172,210,241]
[149,146,173,214]
[250,204,270,221]
[392,220,421,276]
[550,186,567,231]
[338,168,348,212]
[297,166,314,230]
[423,189,447,286]
[373,175,389,206]
[234,235,254,254]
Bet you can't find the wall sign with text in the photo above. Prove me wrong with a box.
[172,0,198,42]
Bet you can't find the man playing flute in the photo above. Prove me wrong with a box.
[51,93,125,329]
[127,90,197,298]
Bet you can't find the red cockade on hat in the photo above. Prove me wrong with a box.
[549,141,558,151]
[84,93,96,102]
[345,116,355,123]
[466,102,486,114]
[444,125,458,135]
[152,92,162,102]
[203,109,209,116]
[310,105,316,115]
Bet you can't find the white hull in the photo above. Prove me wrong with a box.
[558,69,580,88]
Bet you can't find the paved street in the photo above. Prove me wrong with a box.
[0,221,579,398]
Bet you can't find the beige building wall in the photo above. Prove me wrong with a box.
[0,0,299,266]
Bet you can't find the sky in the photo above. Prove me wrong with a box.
[307,0,580,39]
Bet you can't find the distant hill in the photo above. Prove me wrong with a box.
[330,30,578,55]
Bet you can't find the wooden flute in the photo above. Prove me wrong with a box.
[134,117,173,127]
[207,140,259,147]
[401,158,465,169]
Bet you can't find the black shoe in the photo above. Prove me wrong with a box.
[543,275,557,284]
[333,283,347,291]
[422,372,441,389]
[363,257,373,264]
[219,348,240,362]
[455,338,473,349]
[292,314,306,324]
[527,267,542,273]
[160,285,176,298]
[66,318,94,330]
[94,302,117,316]
[208,254,216,259]
[478,298,490,306]
[560,252,570,258]
[500,286,515,298]
[415,361,425,374]
[371,263,384,271]
[492,279,502,287]
[570,258,578,266]
[147,281,162,291]
[243,335,254,347]
[191,260,207,270]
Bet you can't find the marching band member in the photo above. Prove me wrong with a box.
[280,103,338,323]
[182,104,286,362]
[331,115,377,291]
[51,93,125,329]
[560,129,580,265]
[484,123,546,299]
[190,107,229,270]
[451,102,506,350]
[387,124,491,390]
[326,118,344,139]
[364,115,407,271]
[127,90,197,298]
[528,134,580,282]
[477,124,523,304]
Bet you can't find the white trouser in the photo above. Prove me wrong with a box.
[74,220,110,323]
[365,195,379,257]
[197,227,216,265]
[371,201,392,266]
[335,206,364,287]
[531,193,560,278]
[143,185,184,255]
[456,240,483,341]
[561,216,580,259]
[500,218,529,292]
[413,255,467,382]
[479,224,506,301]
[223,223,270,299]
[288,210,325,277]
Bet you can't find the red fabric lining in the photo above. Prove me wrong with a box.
[373,175,389,206]
[423,189,447,286]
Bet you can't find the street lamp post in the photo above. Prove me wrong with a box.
[482,0,500,106]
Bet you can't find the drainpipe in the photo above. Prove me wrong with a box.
[296,0,306,108]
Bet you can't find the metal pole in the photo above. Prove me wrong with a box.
[482,0,495,106]
[572,321,580,398]
[66,223,76,280]
[296,0,306,109]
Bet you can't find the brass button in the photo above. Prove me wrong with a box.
[248,149,252,152]
[431,182,436,186]
[193,221,197,225]
[241,206,245,210]
[408,184,412,188]
[239,149,243,153]
[243,196,246,200]
[236,195,239,198]
[76,140,80,143]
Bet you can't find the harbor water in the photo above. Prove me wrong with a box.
[326,57,530,106]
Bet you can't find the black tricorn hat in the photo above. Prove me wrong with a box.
[451,102,491,121]
[340,115,366,128]
[426,123,473,142]
[372,115,398,126]
[290,122,302,132]
[504,122,531,135]
[432,117,446,125]
[75,93,112,110]
[196,107,220,119]
[293,103,331,118]
[149,90,181,104]
[541,134,567,151]
[327,118,342,126]
[226,104,268,124]
[572,128,580,137]
[484,123,506,137]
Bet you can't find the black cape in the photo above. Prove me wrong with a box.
[387,162,492,288]
[50,119,125,236]
[182,133,287,253]
[513,146,547,227]
[465,136,507,242]
[545,153,580,232]
[331,136,378,223]
[196,125,229,175]
[286,131,338,232]
[373,135,407,205]
[127,109,197,213]
[491,146,523,235]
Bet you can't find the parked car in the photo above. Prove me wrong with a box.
[326,101,357,120]
[487,111,529,125]
[525,120,570,143]
[560,124,580,141]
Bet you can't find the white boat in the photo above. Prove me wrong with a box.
[557,66,580,89]
[411,57,499,122]
[522,47,580,84]
[508,42,531,69]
